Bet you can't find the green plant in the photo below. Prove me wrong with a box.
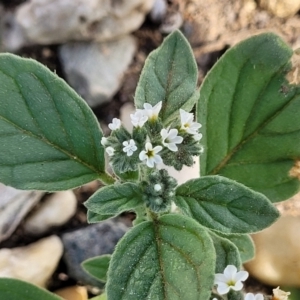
[0,30,298,299]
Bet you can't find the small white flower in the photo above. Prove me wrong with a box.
[245,293,264,300]
[214,265,248,295]
[193,133,203,141]
[143,101,162,121]
[130,110,148,128]
[122,139,137,156]
[180,109,202,135]
[154,184,162,191]
[160,128,183,152]
[101,137,108,146]
[272,287,290,300]
[108,118,121,131]
[106,146,115,157]
[139,142,163,168]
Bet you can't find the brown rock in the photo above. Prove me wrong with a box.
[54,286,88,300]
[258,0,300,18]
[245,199,300,286]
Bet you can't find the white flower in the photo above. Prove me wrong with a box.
[193,133,203,141]
[154,184,162,191]
[245,293,264,300]
[130,110,148,128]
[143,101,162,121]
[160,128,183,152]
[122,139,137,156]
[214,265,248,295]
[101,137,108,146]
[180,109,202,135]
[108,118,121,131]
[106,146,115,157]
[139,142,163,168]
[272,287,290,300]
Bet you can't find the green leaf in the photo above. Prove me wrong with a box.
[175,175,279,234]
[209,231,241,273]
[217,233,255,263]
[106,214,215,300]
[198,32,300,202]
[85,183,143,216]
[0,278,63,300]
[90,294,107,300]
[0,53,112,191]
[82,254,111,282]
[87,210,114,224]
[135,30,198,125]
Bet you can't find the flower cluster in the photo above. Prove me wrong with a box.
[141,169,177,213]
[101,101,203,174]
[213,265,291,300]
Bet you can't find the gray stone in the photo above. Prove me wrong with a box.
[0,183,44,242]
[24,191,77,235]
[59,36,137,107]
[0,235,63,287]
[2,0,154,51]
[62,219,128,286]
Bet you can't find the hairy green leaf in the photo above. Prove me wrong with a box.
[85,183,143,216]
[198,33,300,202]
[0,54,111,191]
[87,210,114,224]
[106,214,215,300]
[175,175,279,234]
[82,254,111,282]
[217,233,255,263]
[0,278,62,300]
[209,231,241,273]
[135,30,198,125]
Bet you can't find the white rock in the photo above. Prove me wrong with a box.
[0,235,63,287]
[258,0,300,18]
[150,0,167,23]
[0,183,44,242]
[2,0,154,51]
[24,191,77,235]
[59,35,137,107]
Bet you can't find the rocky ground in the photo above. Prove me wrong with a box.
[1,0,300,299]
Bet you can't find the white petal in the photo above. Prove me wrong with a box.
[224,265,237,280]
[231,280,243,291]
[123,141,129,146]
[245,293,255,300]
[147,157,155,168]
[167,143,178,152]
[168,128,178,139]
[216,282,230,295]
[139,151,147,161]
[101,137,108,146]
[173,135,183,144]
[145,142,153,151]
[153,154,162,164]
[160,128,168,139]
[235,270,249,282]
[214,274,227,284]
[153,145,163,154]
[255,294,264,300]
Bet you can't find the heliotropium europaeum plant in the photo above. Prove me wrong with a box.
[0,30,297,299]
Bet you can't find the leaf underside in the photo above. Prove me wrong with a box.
[82,255,111,282]
[198,33,300,202]
[106,214,215,300]
[0,54,105,191]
